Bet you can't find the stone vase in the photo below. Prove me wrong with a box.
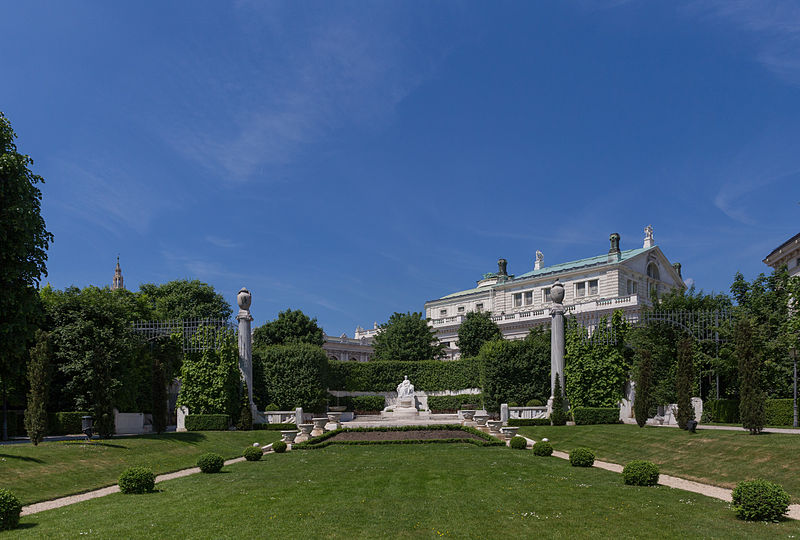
[486,420,503,437]
[311,417,328,437]
[280,430,298,444]
[295,423,314,443]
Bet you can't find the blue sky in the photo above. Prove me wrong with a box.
[2,1,799,335]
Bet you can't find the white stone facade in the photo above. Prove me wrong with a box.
[323,334,374,362]
[763,232,800,278]
[424,227,685,359]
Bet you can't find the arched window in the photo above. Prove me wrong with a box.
[647,263,660,280]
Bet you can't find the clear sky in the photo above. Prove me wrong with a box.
[2,1,798,335]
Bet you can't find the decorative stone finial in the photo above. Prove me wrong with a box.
[644,225,654,248]
[237,287,252,311]
[535,250,544,270]
[551,279,565,304]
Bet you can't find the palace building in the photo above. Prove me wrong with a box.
[763,232,800,278]
[423,226,685,359]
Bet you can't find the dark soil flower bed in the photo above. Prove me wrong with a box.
[327,429,483,442]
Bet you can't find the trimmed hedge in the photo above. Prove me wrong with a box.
[253,423,296,431]
[197,453,224,473]
[243,446,263,461]
[427,394,484,412]
[118,466,155,494]
[703,399,739,423]
[731,479,790,521]
[0,489,21,531]
[510,436,527,450]
[622,460,659,486]
[328,358,481,392]
[272,440,288,453]
[532,441,553,456]
[765,399,794,426]
[338,395,386,412]
[572,407,620,425]
[508,418,551,427]
[293,425,504,450]
[569,447,595,467]
[255,344,330,412]
[185,414,230,431]
[48,411,91,435]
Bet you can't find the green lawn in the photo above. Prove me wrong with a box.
[0,431,280,504]
[518,424,800,501]
[9,444,799,538]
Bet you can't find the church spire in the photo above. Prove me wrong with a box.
[112,256,124,290]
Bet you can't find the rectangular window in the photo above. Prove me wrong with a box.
[588,279,598,295]
[439,309,447,317]
[627,279,638,295]
[524,291,533,305]
[576,282,586,297]
[476,303,483,312]
[513,293,522,307]
[543,288,551,302]
[457,306,465,313]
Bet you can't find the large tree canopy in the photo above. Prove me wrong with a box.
[253,308,324,350]
[0,112,53,438]
[139,279,232,321]
[372,312,445,362]
[456,311,502,358]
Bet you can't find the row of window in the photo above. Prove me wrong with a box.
[439,303,484,317]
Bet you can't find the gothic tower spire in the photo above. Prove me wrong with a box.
[112,255,124,290]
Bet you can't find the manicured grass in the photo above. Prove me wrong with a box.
[0,431,280,505]
[518,424,800,501]
[11,444,800,538]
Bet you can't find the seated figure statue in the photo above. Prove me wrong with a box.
[396,376,415,406]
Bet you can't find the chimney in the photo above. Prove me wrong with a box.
[608,233,621,263]
[673,262,682,278]
[497,258,508,276]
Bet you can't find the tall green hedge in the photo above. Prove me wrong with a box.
[185,414,229,431]
[327,358,480,393]
[255,343,330,412]
[572,407,620,425]
[427,394,484,411]
[765,399,794,426]
[703,399,740,423]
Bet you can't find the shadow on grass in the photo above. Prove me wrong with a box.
[0,453,44,463]
[15,522,38,530]
[137,432,208,445]
[60,441,129,449]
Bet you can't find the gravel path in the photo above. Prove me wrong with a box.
[526,437,800,520]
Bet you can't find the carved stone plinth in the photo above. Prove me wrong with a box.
[311,417,328,437]
[486,420,503,437]
[295,423,314,443]
[281,430,298,444]
[326,412,343,431]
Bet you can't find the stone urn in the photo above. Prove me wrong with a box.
[461,409,476,426]
[295,423,314,443]
[311,417,328,437]
[500,426,519,442]
[326,412,343,430]
[473,414,489,431]
[486,420,503,437]
[237,287,252,310]
[329,406,347,413]
[280,430,298,444]
[551,280,565,304]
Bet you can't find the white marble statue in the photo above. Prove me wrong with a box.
[397,376,415,399]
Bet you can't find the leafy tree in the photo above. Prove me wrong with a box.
[176,328,239,418]
[0,112,53,440]
[253,308,324,349]
[479,327,549,412]
[24,330,51,445]
[550,374,567,426]
[735,318,765,434]
[633,349,654,428]
[139,279,231,321]
[565,311,631,407]
[255,343,329,412]
[675,337,695,429]
[456,311,501,358]
[372,312,445,362]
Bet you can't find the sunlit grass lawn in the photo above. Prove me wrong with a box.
[11,444,800,538]
[518,424,800,501]
[0,431,280,504]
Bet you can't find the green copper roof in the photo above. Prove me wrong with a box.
[432,246,653,302]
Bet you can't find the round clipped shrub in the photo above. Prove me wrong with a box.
[731,479,790,521]
[569,447,595,468]
[526,399,543,407]
[622,460,660,486]
[510,436,527,450]
[197,452,224,473]
[0,489,21,531]
[532,440,553,456]
[118,466,155,494]
[243,446,263,461]
[272,440,287,453]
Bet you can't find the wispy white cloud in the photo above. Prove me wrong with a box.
[206,236,241,249]
[713,167,800,225]
[688,0,800,85]
[160,5,456,182]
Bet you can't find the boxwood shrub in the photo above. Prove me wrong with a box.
[508,418,550,427]
[0,489,21,531]
[532,441,553,456]
[765,399,793,426]
[569,447,595,467]
[243,446,263,461]
[272,440,288,453]
[197,452,224,473]
[572,407,620,425]
[510,436,527,450]
[622,460,659,486]
[118,466,155,494]
[185,414,229,431]
[731,479,790,521]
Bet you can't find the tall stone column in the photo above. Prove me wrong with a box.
[236,287,255,418]
[549,279,566,400]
